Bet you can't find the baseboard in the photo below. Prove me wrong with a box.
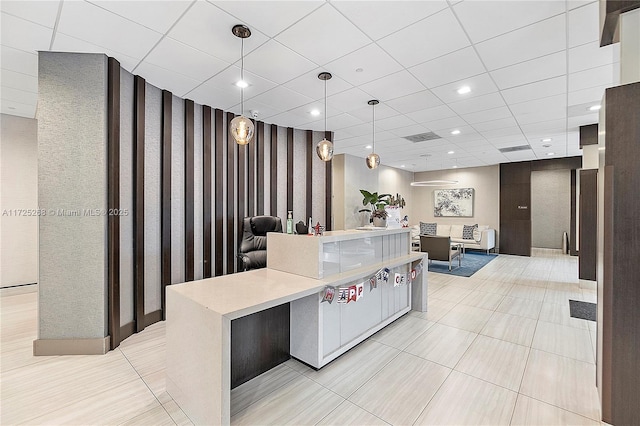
[33,336,110,356]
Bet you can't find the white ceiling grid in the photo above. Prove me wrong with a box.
[0,0,618,171]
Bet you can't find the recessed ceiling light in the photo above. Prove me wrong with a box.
[588,104,601,111]
[400,165,406,168]
[542,144,552,148]
[365,145,372,149]
[450,129,461,135]
[541,138,552,142]
[235,80,248,88]
[547,152,555,156]
[447,150,455,154]
[457,86,471,95]
[310,109,320,116]
[452,165,458,168]
[356,68,363,73]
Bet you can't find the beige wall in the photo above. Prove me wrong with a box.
[1,114,38,288]
[411,165,500,247]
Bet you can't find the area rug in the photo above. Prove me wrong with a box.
[427,252,498,277]
[569,300,597,322]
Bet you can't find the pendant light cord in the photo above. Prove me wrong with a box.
[324,78,327,133]
[372,102,376,153]
[240,37,244,113]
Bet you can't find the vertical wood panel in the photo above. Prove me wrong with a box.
[107,57,120,349]
[203,106,212,278]
[227,112,236,274]
[325,131,332,231]
[256,121,264,215]
[570,170,578,256]
[248,120,255,217]
[270,125,278,217]
[579,169,597,280]
[287,127,293,212]
[305,130,312,222]
[500,161,531,256]
[184,99,195,282]
[133,75,145,332]
[214,109,224,277]
[161,90,172,320]
[237,126,246,264]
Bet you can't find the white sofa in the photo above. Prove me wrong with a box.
[411,224,496,254]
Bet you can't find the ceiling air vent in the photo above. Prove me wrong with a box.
[403,132,441,143]
[498,145,532,153]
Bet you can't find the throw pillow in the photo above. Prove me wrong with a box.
[420,222,437,235]
[462,224,478,240]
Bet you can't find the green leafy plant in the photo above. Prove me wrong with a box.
[358,189,391,219]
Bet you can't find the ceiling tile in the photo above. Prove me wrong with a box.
[263,111,313,129]
[305,112,364,131]
[568,85,607,106]
[143,37,231,81]
[409,47,485,89]
[332,0,448,41]
[389,124,430,138]
[327,87,377,114]
[480,126,524,139]
[501,76,566,105]
[373,114,417,131]
[187,65,277,101]
[475,15,566,70]
[510,94,567,116]
[449,92,505,115]
[360,70,426,102]
[461,106,513,124]
[248,85,314,112]
[567,101,600,118]
[568,2,599,47]
[282,68,353,101]
[568,64,614,92]
[89,0,192,34]
[406,104,457,123]
[430,73,499,104]
[325,43,403,86]
[453,0,566,43]
[1,0,60,28]
[57,1,163,59]
[472,117,519,132]
[377,8,470,68]
[1,12,52,53]
[230,98,280,120]
[422,116,469,132]
[520,119,566,135]
[134,61,200,97]
[52,32,139,71]
[211,1,323,37]
[243,39,317,84]
[349,102,402,122]
[384,90,442,115]
[168,1,269,64]
[568,41,615,73]
[275,4,370,65]
[515,108,566,126]
[1,98,36,117]
[1,45,38,76]
[568,113,599,130]
[490,51,566,90]
[186,81,244,111]
[1,69,37,92]
[1,86,38,104]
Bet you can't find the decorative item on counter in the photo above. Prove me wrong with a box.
[321,286,335,304]
[313,221,325,236]
[336,287,348,303]
[286,211,293,234]
[308,217,314,235]
[394,273,407,287]
[401,215,409,228]
[375,267,390,283]
[337,283,365,304]
[358,189,391,227]
[295,221,308,235]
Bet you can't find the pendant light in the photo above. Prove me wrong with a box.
[366,99,380,169]
[230,25,254,145]
[411,154,458,186]
[316,72,334,161]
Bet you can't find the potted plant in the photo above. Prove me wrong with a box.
[359,189,391,227]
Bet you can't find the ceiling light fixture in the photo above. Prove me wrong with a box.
[316,72,334,161]
[229,25,254,146]
[447,150,455,154]
[589,104,601,111]
[235,80,248,88]
[310,109,320,116]
[541,138,552,142]
[365,145,372,149]
[457,86,471,95]
[366,99,381,169]
[542,144,552,148]
[400,165,406,168]
[547,152,555,156]
[411,154,459,186]
[451,129,461,135]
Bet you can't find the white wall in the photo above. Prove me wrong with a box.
[411,165,500,247]
[1,114,38,288]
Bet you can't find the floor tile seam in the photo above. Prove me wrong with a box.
[120,404,177,426]
[0,354,57,374]
[161,398,191,425]
[313,395,389,426]
[527,343,597,366]
[118,347,169,410]
[409,366,456,426]
[516,389,602,422]
[536,316,593,331]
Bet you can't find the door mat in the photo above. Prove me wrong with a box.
[569,300,596,322]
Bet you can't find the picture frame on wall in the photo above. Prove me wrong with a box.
[434,188,474,217]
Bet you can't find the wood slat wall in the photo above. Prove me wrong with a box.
[133,75,146,333]
[184,100,195,282]
[161,90,172,320]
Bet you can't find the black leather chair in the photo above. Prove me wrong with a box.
[237,216,283,271]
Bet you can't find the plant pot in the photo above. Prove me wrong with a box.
[372,216,387,227]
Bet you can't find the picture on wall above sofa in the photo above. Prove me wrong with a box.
[434,188,474,217]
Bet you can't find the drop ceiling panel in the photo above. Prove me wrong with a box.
[510,94,567,116]
[476,15,566,70]
[568,85,607,106]
[567,2,599,47]
[52,33,139,71]
[431,73,499,104]
[248,85,314,112]
[422,116,469,132]
[182,80,242,111]
[231,98,280,119]
[520,119,567,135]
[1,0,60,28]
[409,46,485,89]
[332,0,448,41]
[327,87,377,114]
[360,70,426,102]
[134,61,200,97]
[168,1,268,64]
[480,126,525,139]
[57,1,163,59]
[449,92,505,115]
[568,41,615,73]
[377,8,470,68]
[326,43,403,86]
[349,103,404,122]
[407,104,457,124]
[305,113,364,131]
[144,37,231,81]
[243,39,317,84]
[501,76,566,105]
[472,117,519,132]
[461,105,516,127]
[0,45,38,76]
[1,98,37,117]
[515,108,567,126]
[212,1,324,38]
[373,114,417,131]
[1,13,53,53]
[384,90,442,114]
[1,69,37,92]
[490,51,566,90]
[193,65,277,101]
[453,0,566,43]
[389,124,430,138]
[262,111,311,128]
[568,64,614,92]
[275,4,370,66]
[89,0,192,34]
[568,114,599,129]
[1,86,38,105]
[282,68,353,101]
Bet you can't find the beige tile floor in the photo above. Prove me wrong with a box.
[1,249,604,425]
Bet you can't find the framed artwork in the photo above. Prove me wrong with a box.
[434,188,474,217]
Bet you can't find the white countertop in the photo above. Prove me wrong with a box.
[310,227,410,243]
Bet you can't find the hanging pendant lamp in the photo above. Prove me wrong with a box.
[366,99,380,169]
[230,25,254,145]
[316,72,334,161]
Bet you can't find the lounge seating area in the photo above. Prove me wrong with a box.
[419,235,462,271]
[411,222,496,254]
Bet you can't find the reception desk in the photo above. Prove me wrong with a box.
[166,228,427,425]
